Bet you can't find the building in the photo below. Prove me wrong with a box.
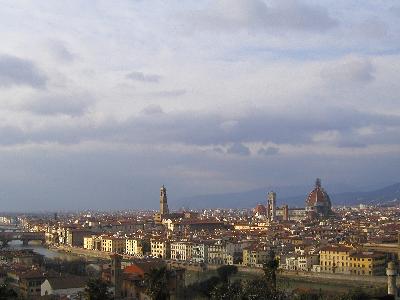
[284,254,319,271]
[83,235,93,250]
[242,245,268,267]
[267,191,277,222]
[154,185,171,224]
[121,261,185,299]
[151,239,171,259]
[101,236,126,254]
[305,178,333,219]
[18,270,46,299]
[41,276,86,298]
[319,245,386,275]
[171,241,195,261]
[192,243,209,263]
[208,240,242,265]
[126,238,147,256]
[66,228,93,247]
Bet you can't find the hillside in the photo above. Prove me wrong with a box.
[175,182,400,209]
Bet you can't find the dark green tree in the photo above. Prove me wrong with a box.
[241,278,288,300]
[337,289,370,300]
[84,278,112,300]
[0,283,17,299]
[216,265,238,284]
[144,266,169,300]
[263,250,279,289]
[211,280,242,300]
[183,275,220,298]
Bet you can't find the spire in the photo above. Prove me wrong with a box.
[315,178,321,188]
[160,185,169,215]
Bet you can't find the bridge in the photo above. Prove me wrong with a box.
[362,242,400,260]
[0,226,21,232]
[0,231,46,246]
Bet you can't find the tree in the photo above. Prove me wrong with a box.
[84,278,112,300]
[216,265,238,284]
[144,266,169,300]
[263,250,279,289]
[241,278,288,300]
[0,283,17,299]
[337,289,370,300]
[185,275,220,298]
[211,280,242,300]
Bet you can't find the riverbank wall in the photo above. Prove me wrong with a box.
[206,264,387,285]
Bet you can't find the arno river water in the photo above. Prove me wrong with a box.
[8,241,78,260]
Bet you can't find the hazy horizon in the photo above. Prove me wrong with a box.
[0,1,399,211]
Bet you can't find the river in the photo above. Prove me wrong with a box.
[7,241,80,261]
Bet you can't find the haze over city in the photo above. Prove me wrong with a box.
[1,1,400,211]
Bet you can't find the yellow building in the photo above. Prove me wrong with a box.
[242,245,268,267]
[319,245,386,275]
[83,236,94,250]
[101,236,126,254]
[84,235,102,250]
[126,238,145,256]
[151,239,170,259]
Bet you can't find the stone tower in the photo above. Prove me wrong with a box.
[386,261,398,297]
[267,191,277,222]
[283,204,289,221]
[110,254,122,299]
[160,185,169,215]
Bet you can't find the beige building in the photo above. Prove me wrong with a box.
[151,239,170,259]
[126,238,145,256]
[208,240,243,265]
[171,241,195,261]
[242,245,268,267]
[101,236,126,254]
[83,235,102,250]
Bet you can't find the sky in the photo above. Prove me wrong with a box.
[0,0,399,211]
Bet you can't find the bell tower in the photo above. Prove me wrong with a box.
[160,185,169,215]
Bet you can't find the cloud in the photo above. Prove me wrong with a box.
[0,55,47,88]
[258,146,279,156]
[151,89,187,98]
[320,56,375,84]
[186,0,338,33]
[22,93,93,116]
[0,105,399,149]
[47,40,75,62]
[126,71,161,83]
[141,104,164,115]
[227,143,250,156]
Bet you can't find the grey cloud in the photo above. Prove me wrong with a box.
[258,146,279,156]
[47,40,75,62]
[390,6,400,18]
[187,0,337,33]
[337,141,367,148]
[152,89,187,98]
[321,57,375,84]
[355,18,387,40]
[227,143,250,156]
[0,55,47,88]
[126,71,161,83]
[0,106,399,148]
[22,94,92,116]
[141,104,164,115]
[213,147,224,154]
[1,142,400,211]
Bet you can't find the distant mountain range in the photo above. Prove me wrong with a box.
[175,182,400,209]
